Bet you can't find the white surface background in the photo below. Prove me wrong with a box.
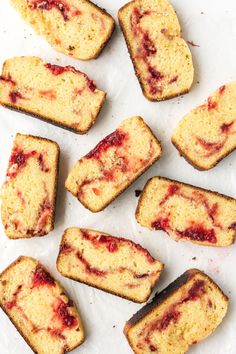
[0,0,236,353]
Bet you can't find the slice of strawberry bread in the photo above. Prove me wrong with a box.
[65,116,162,212]
[118,0,194,101]
[0,256,84,354]
[172,82,236,170]
[57,228,164,303]
[0,56,106,134]
[136,176,236,247]
[1,133,59,239]
[10,0,115,60]
[124,269,228,354]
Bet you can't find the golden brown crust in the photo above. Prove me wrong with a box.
[5,134,60,239]
[118,1,192,102]
[172,136,236,171]
[57,267,156,304]
[0,256,85,354]
[124,269,228,346]
[0,92,106,135]
[84,0,115,60]
[65,117,162,212]
[57,229,164,303]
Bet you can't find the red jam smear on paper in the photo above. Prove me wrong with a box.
[56,300,78,328]
[85,129,127,159]
[29,0,70,21]
[142,280,205,352]
[32,265,56,287]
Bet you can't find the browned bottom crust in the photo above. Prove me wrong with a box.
[56,269,154,304]
[0,91,106,135]
[172,137,236,171]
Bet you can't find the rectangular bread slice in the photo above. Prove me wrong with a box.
[11,0,115,60]
[118,0,194,101]
[136,176,236,247]
[172,82,236,170]
[0,256,84,354]
[1,133,59,239]
[0,56,106,134]
[57,228,164,303]
[124,269,228,354]
[65,116,162,212]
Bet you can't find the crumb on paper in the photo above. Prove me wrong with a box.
[135,189,142,197]
[192,257,197,260]
[187,41,200,47]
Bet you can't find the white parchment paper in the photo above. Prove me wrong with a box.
[0,0,236,353]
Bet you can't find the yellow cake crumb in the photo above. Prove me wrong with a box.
[0,256,84,354]
[118,0,194,101]
[0,56,106,133]
[57,227,164,303]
